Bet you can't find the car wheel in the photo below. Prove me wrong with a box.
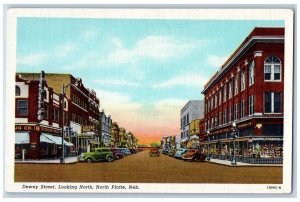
[115,155,120,160]
[86,158,93,163]
[107,156,114,162]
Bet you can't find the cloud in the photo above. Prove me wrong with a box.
[94,79,139,87]
[53,43,76,58]
[107,35,203,65]
[207,55,227,68]
[17,53,48,66]
[153,72,208,88]
[153,98,187,111]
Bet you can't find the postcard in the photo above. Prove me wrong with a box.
[4,8,294,194]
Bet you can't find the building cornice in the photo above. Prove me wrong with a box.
[202,36,284,94]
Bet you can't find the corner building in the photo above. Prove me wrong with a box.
[201,27,284,164]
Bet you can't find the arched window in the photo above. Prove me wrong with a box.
[264,56,281,81]
[249,61,255,85]
[15,85,20,96]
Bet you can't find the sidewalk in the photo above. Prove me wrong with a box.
[207,158,283,167]
[15,157,78,164]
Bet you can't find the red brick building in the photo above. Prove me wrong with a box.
[15,73,74,160]
[200,27,284,164]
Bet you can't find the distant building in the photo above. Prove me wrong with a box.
[180,100,204,148]
[99,110,112,147]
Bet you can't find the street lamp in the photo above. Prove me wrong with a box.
[207,129,210,161]
[231,121,238,165]
[60,78,79,163]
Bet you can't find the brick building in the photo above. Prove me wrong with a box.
[17,73,100,154]
[15,72,74,159]
[200,27,284,164]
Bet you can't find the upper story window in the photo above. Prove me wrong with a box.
[223,84,227,102]
[228,81,232,99]
[264,56,281,81]
[15,85,20,96]
[219,90,222,105]
[249,61,255,86]
[264,92,282,113]
[17,100,28,115]
[241,71,245,91]
[215,94,217,108]
[234,75,239,95]
[249,95,254,115]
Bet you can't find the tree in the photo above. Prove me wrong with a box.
[150,142,161,148]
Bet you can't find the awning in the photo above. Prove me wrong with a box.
[89,140,100,145]
[41,133,74,146]
[15,132,30,144]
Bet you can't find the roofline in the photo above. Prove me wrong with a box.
[201,36,284,94]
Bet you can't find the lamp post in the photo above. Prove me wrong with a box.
[231,121,238,165]
[207,129,210,161]
[60,79,79,164]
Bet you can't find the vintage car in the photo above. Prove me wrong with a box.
[78,148,114,163]
[174,149,189,159]
[182,149,206,162]
[149,147,160,157]
[168,148,177,157]
[162,149,169,155]
[110,148,124,160]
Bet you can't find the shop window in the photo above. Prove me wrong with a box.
[249,61,255,85]
[264,92,282,113]
[249,95,254,115]
[241,71,245,91]
[15,85,21,96]
[17,100,28,115]
[264,56,281,81]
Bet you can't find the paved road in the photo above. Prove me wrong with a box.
[15,150,282,183]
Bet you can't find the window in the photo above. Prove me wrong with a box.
[234,76,239,95]
[15,86,20,96]
[249,95,254,115]
[223,109,227,124]
[211,117,214,129]
[187,113,189,124]
[264,56,281,81]
[241,100,245,118]
[228,106,232,122]
[205,102,208,114]
[215,94,218,108]
[208,100,210,112]
[72,113,76,122]
[52,108,59,122]
[44,103,49,119]
[219,90,222,105]
[223,84,227,102]
[228,81,232,99]
[249,61,255,85]
[219,112,222,125]
[241,71,245,90]
[264,92,282,113]
[211,97,213,110]
[215,115,218,127]
[234,103,238,120]
[17,100,28,115]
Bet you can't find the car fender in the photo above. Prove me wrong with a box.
[106,154,114,160]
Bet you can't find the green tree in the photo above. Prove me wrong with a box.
[150,142,161,147]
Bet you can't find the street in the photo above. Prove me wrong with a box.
[15,150,282,184]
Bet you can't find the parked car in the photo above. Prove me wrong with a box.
[162,149,169,155]
[110,148,124,160]
[149,147,160,157]
[78,148,114,163]
[168,148,177,157]
[174,149,189,159]
[182,149,206,162]
[130,148,137,154]
[119,148,131,156]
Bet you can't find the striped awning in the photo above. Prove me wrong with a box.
[15,132,30,144]
[41,133,74,146]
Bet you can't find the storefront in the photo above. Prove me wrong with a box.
[15,124,74,160]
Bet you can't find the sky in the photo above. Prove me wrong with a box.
[16,17,284,144]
